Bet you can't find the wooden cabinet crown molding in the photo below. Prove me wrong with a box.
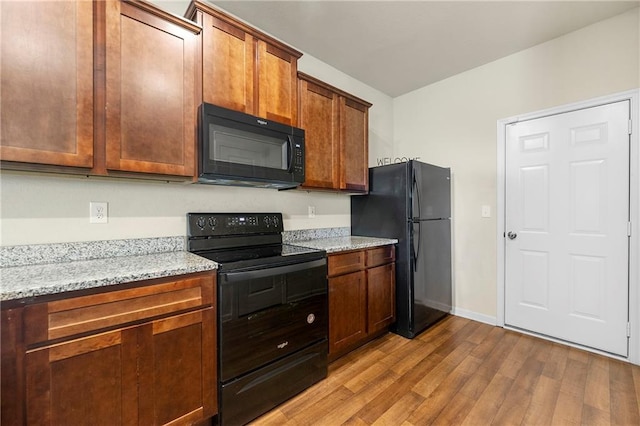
[125,0,202,34]
[297,72,372,109]
[186,0,302,60]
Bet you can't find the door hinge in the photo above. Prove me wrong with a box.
[629,119,633,135]
[627,322,631,338]
[628,222,632,237]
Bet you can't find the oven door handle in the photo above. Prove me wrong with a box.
[221,258,326,283]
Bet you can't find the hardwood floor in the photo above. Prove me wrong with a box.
[251,316,640,425]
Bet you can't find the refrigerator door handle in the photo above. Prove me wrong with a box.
[412,221,421,271]
[412,172,421,220]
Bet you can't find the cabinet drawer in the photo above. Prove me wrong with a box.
[328,251,365,277]
[366,245,395,268]
[24,274,215,345]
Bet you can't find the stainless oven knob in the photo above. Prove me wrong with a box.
[307,313,315,324]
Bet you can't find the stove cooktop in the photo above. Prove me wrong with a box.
[187,213,326,271]
[195,243,325,271]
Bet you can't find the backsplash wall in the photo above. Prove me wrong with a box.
[0,171,351,246]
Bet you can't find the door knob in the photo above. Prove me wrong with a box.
[507,231,517,240]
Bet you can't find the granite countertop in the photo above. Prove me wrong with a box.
[0,230,395,303]
[292,235,397,253]
[1,251,217,302]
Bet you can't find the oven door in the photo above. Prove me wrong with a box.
[218,258,327,382]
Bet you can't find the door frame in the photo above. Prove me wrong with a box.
[496,89,640,365]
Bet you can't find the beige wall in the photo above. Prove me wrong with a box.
[388,8,640,321]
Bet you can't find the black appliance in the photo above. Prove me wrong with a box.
[187,213,327,426]
[351,160,452,338]
[198,103,305,189]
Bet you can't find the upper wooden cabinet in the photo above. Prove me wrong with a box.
[104,0,198,177]
[298,72,372,193]
[0,0,200,179]
[0,0,94,169]
[187,1,302,126]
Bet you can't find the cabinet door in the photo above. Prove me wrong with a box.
[105,1,196,177]
[138,308,216,425]
[328,271,367,356]
[257,41,298,125]
[339,97,369,192]
[367,263,396,334]
[298,78,339,189]
[201,13,255,114]
[25,328,139,425]
[1,308,25,425]
[0,0,93,168]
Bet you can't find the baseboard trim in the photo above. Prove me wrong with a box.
[451,308,497,326]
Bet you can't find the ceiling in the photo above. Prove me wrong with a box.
[157,1,640,98]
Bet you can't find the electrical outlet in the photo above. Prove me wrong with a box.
[90,202,108,224]
[308,205,316,218]
[481,205,491,218]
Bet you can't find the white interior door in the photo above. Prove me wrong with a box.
[505,100,630,356]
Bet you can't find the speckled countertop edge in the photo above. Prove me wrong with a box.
[291,235,398,253]
[0,236,186,268]
[0,230,394,302]
[1,251,217,302]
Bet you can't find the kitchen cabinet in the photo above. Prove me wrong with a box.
[328,245,395,360]
[104,0,198,177]
[0,0,199,179]
[187,1,302,126]
[298,72,372,193]
[1,272,217,425]
[0,0,94,169]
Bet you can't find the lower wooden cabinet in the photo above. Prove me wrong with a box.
[328,245,395,360]
[329,270,367,355]
[367,262,396,334]
[2,272,217,425]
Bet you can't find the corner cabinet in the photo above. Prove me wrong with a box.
[187,1,302,126]
[1,272,217,425]
[0,0,199,180]
[328,245,395,360]
[298,72,371,193]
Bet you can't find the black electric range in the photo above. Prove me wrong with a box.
[187,212,328,426]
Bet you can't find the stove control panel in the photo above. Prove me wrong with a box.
[187,213,283,237]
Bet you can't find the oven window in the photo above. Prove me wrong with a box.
[210,124,287,170]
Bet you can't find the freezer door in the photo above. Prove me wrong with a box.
[411,218,452,335]
[351,162,409,238]
[411,160,451,220]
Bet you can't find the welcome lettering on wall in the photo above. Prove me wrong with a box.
[375,156,421,166]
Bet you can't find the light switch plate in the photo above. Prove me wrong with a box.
[481,205,491,218]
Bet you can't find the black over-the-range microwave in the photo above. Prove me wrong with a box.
[198,103,305,189]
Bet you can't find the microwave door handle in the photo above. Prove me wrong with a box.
[286,135,294,172]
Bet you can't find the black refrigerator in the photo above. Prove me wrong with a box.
[351,160,452,339]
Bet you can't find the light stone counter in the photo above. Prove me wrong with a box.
[292,235,397,254]
[0,237,217,302]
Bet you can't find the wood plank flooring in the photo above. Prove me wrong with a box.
[250,316,640,425]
